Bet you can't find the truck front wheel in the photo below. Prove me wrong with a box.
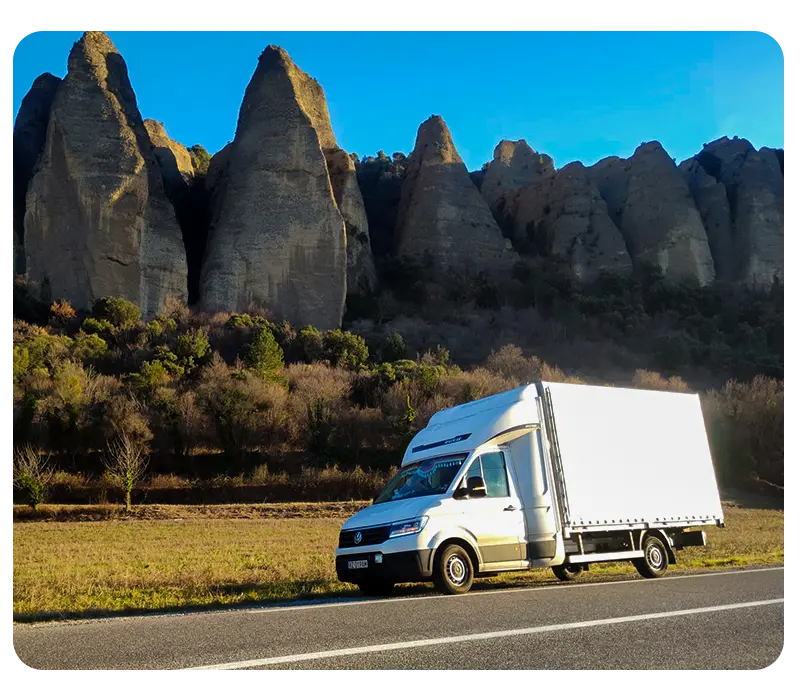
[434,544,474,594]
[552,563,583,582]
[634,535,670,578]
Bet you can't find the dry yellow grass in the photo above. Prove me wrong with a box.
[13,503,782,622]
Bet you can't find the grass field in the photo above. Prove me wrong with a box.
[13,502,783,622]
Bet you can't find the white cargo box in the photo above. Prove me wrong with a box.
[541,382,724,531]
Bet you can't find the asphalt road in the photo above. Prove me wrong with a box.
[13,567,783,670]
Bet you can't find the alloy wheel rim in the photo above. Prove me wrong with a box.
[647,544,664,569]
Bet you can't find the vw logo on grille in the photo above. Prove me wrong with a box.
[354,531,363,545]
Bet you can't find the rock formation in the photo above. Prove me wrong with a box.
[588,142,715,285]
[325,147,377,295]
[24,32,188,318]
[480,139,554,221]
[680,136,783,287]
[395,115,514,270]
[144,119,194,196]
[679,157,735,281]
[511,162,632,281]
[200,46,351,330]
[13,73,62,276]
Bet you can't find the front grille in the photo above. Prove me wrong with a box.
[339,525,390,548]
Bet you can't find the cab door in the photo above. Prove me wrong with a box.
[458,449,525,567]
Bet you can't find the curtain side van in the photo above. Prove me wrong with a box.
[335,381,724,595]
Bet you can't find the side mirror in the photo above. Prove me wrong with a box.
[466,476,487,499]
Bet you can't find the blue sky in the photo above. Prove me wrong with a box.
[13,31,783,171]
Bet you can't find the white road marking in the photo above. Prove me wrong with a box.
[188,598,783,669]
[243,566,784,615]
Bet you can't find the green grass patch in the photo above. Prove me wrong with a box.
[13,503,783,622]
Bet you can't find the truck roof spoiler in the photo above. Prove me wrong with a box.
[484,423,539,447]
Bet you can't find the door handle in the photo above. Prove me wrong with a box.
[503,505,517,511]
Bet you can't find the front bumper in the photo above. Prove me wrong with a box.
[336,550,434,584]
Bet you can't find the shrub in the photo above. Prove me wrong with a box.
[13,346,30,383]
[71,332,108,366]
[393,395,416,444]
[14,330,72,377]
[145,316,178,341]
[703,377,783,489]
[13,445,53,510]
[294,326,324,362]
[39,362,94,456]
[241,327,284,382]
[82,317,116,338]
[197,356,287,457]
[103,393,152,445]
[91,297,142,329]
[383,332,407,362]
[227,313,256,329]
[175,327,210,372]
[49,299,77,327]
[188,144,212,174]
[162,296,192,323]
[306,398,334,463]
[631,369,689,393]
[103,434,150,512]
[323,329,369,370]
[129,360,171,391]
[486,345,542,383]
[152,388,205,458]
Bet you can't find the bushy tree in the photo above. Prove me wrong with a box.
[242,327,284,382]
[90,297,142,329]
[175,328,210,372]
[129,360,171,391]
[323,329,369,370]
[383,332,407,362]
[188,144,211,174]
[295,326,324,362]
[13,445,53,510]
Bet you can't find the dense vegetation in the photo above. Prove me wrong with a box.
[12,286,783,507]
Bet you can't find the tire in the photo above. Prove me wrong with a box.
[433,544,474,594]
[633,535,670,578]
[357,581,395,597]
[552,563,584,582]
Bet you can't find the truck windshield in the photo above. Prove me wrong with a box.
[374,454,468,504]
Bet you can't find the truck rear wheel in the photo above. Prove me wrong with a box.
[552,563,583,582]
[634,535,670,578]
[434,544,474,594]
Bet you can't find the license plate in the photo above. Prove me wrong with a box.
[347,559,369,570]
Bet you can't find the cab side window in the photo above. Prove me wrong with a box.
[464,460,482,484]
[480,452,510,498]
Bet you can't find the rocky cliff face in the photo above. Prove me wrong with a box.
[24,32,188,318]
[13,73,62,276]
[200,46,349,329]
[325,147,377,294]
[587,142,715,285]
[395,115,514,270]
[144,119,194,195]
[512,162,632,281]
[480,139,554,223]
[680,136,783,287]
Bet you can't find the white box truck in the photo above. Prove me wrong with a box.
[336,381,724,595]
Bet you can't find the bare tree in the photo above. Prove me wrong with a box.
[13,445,54,511]
[102,435,149,513]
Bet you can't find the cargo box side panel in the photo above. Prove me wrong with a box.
[544,383,724,528]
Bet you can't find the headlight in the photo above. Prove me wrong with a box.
[388,517,428,538]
